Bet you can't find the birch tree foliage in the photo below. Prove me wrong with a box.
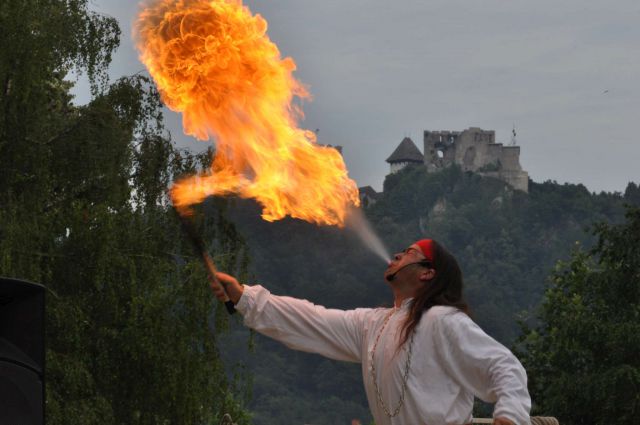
[0,2,252,424]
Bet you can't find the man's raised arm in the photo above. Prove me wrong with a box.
[212,272,369,363]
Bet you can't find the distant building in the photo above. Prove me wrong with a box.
[386,128,529,192]
[385,137,424,174]
[358,185,381,207]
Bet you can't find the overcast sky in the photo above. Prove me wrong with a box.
[74,0,639,193]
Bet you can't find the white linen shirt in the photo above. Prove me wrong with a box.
[236,284,531,425]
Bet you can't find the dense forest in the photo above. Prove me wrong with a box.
[2,2,639,425]
[221,165,639,425]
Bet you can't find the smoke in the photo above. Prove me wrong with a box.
[345,207,391,264]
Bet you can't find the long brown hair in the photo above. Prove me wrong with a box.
[399,240,469,348]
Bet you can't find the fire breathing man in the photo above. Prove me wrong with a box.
[211,239,531,425]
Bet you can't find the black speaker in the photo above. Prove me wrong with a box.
[0,277,45,425]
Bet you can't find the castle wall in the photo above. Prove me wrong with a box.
[423,131,438,170]
[389,161,423,174]
[500,170,529,192]
[424,130,460,172]
[454,131,473,170]
[442,144,456,164]
[420,127,529,192]
[478,169,529,192]
[500,146,522,171]
[390,162,408,174]
[452,128,497,172]
[486,143,503,166]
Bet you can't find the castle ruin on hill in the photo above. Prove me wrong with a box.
[385,127,529,193]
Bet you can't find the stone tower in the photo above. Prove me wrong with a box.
[385,137,424,174]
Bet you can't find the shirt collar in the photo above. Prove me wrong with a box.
[394,297,414,310]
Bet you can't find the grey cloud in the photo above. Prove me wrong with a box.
[74,0,639,192]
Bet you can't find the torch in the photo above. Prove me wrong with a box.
[174,208,236,315]
[135,0,364,309]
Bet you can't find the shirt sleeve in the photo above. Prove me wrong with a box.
[235,284,369,363]
[433,310,532,425]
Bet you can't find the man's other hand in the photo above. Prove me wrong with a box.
[210,272,244,304]
[493,417,515,425]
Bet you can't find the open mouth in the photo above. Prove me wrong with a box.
[384,263,398,277]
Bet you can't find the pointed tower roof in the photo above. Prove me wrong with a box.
[386,137,424,163]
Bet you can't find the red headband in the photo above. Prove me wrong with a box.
[415,239,434,262]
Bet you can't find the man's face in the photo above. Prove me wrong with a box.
[384,244,428,282]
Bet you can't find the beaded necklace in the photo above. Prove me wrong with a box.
[370,307,416,418]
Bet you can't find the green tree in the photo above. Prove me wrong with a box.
[624,182,640,206]
[517,207,640,424]
[1,1,251,423]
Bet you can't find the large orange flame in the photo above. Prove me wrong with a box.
[134,0,360,226]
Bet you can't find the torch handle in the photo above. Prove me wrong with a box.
[175,209,236,315]
[200,251,237,315]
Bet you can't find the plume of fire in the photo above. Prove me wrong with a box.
[134,0,360,226]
